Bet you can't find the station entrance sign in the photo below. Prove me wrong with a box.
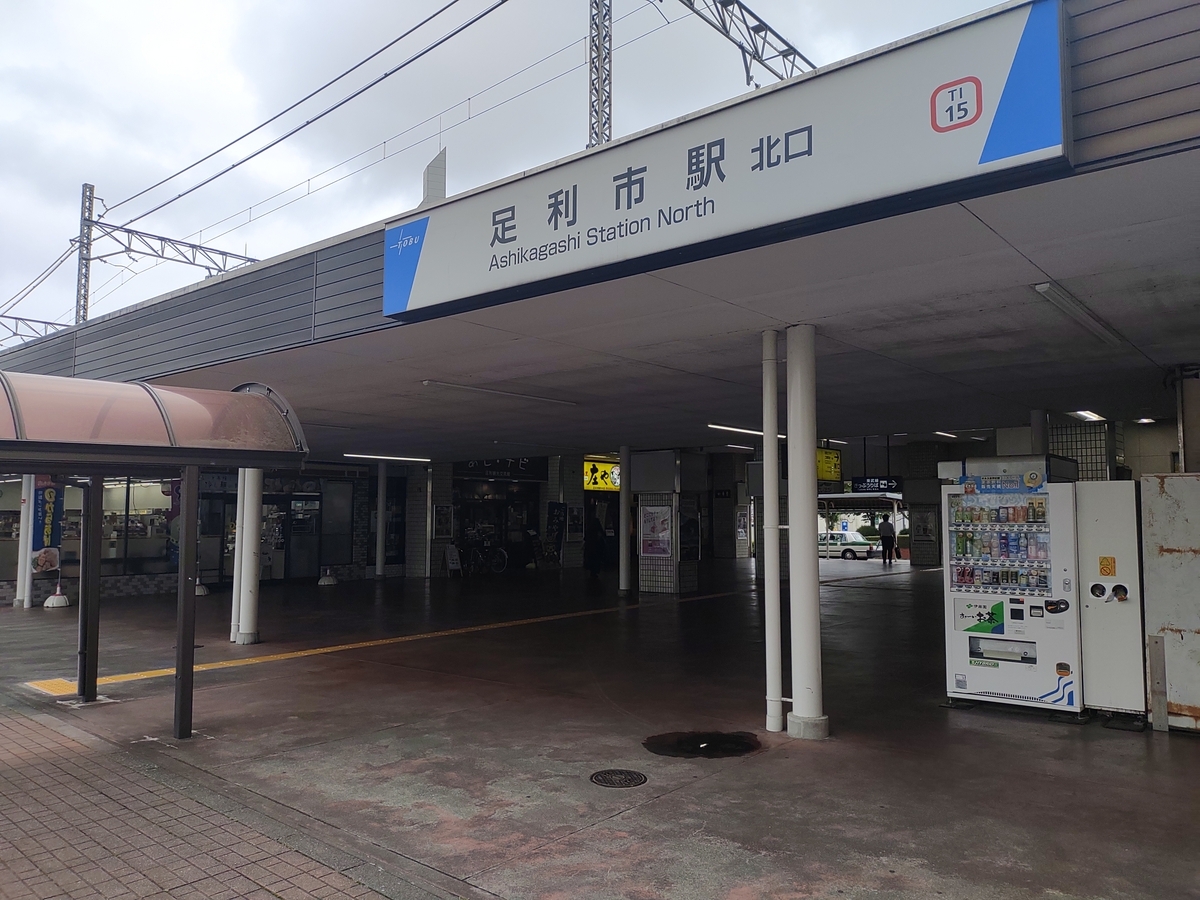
[384,0,1067,322]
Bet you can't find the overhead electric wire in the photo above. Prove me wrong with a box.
[68,5,683,319]
[104,0,466,217]
[0,246,77,317]
[118,0,513,229]
[153,4,673,247]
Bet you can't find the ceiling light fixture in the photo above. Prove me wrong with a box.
[344,453,431,462]
[1033,283,1125,348]
[1071,410,1105,422]
[422,380,576,406]
[727,444,755,451]
[826,439,848,445]
[935,431,958,439]
[1136,417,1156,424]
[708,423,785,439]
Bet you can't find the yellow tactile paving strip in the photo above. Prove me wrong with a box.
[25,592,736,697]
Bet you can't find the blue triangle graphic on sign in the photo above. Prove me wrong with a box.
[979,1,1063,164]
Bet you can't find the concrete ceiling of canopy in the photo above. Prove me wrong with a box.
[151,147,1200,464]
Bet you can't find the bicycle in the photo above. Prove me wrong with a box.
[467,544,508,575]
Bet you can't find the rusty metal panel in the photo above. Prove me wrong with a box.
[1140,474,1200,731]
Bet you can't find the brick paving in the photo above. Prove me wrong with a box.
[0,711,386,900]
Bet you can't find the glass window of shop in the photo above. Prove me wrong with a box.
[48,478,180,578]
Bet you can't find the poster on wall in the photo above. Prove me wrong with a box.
[433,504,454,539]
[640,506,672,558]
[566,505,584,542]
[31,476,64,573]
[736,509,749,541]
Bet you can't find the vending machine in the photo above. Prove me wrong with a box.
[943,475,1083,712]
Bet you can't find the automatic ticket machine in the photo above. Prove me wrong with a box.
[941,457,1145,716]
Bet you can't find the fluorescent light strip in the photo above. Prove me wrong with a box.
[707,423,786,439]
[935,431,958,438]
[826,439,848,445]
[344,453,431,462]
[1071,410,1105,422]
[1136,418,1155,424]
[727,444,755,451]
[423,380,576,406]
[1033,283,1125,348]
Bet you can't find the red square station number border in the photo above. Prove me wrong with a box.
[930,76,983,133]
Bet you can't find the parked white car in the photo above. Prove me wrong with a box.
[819,531,877,559]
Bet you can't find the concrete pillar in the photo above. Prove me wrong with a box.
[618,445,632,596]
[375,461,387,578]
[15,474,33,607]
[229,469,246,641]
[1181,375,1200,472]
[236,468,262,645]
[762,331,784,733]
[785,324,828,740]
[1030,409,1049,456]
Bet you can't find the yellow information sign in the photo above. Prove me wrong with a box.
[584,460,620,492]
[816,448,842,482]
[1098,556,1116,577]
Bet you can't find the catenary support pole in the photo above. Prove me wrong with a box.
[174,465,199,739]
[762,330,784,733]
[16,475,32,607]
[229,468,246,641]
[618,445,631,596]
[375,461,387,578]
[785,324,828,739]
[77,477,103,701]
[237,468,262,645]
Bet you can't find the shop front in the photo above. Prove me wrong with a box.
[452,458,546,571]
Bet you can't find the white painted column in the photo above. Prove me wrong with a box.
[762,331,784,732]
[785,324,828,739]
[375,462,387,578]
[229,469,246,641]
[16,475,33,608]
[236,468,262,645]
[618,445,632,596]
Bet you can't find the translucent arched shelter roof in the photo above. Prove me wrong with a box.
[0,372,307,473]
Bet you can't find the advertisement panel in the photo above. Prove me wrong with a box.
[816,449,842,482]
[384,1,1066,322]
[640,506,672,558]
[31,476,64,573]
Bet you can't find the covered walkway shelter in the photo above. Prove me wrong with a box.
[0,373,307,736]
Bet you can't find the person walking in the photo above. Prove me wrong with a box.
[879,513,896,565]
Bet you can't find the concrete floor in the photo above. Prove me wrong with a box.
[1,560,1197,900]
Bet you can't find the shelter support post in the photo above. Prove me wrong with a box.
[230,468,246,642]
[173,465,200,739]
[77,476,103,701]
[618,445,632,596]
[762,330,784,733]
[16,474,32,607]
[375,461,387,578]
[237,468,262,645]
[785,324,828,740]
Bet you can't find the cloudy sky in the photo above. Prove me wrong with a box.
[0,0,995,327]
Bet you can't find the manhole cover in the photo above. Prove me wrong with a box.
[642,731,761,759]
[590,768,647,788]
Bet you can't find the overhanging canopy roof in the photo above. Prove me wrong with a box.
[0,373,307,473]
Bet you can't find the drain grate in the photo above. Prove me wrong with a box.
[590,768,647,788]
[642,731,761,759]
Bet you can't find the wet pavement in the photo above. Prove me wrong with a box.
[1,559,1197,899]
